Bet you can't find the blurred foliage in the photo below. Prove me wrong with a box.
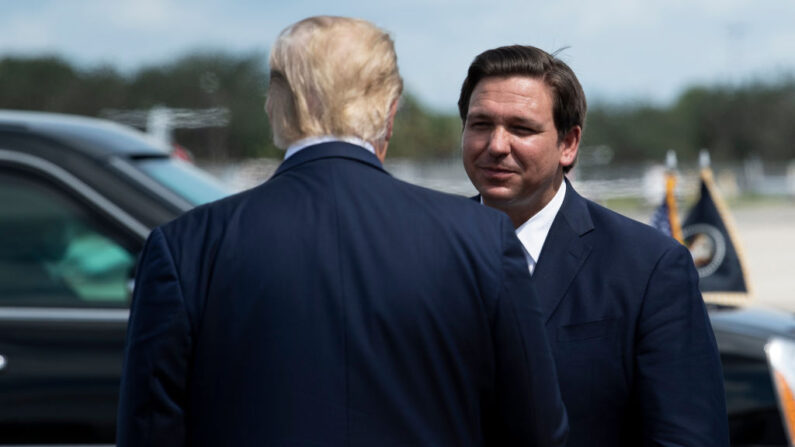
[0,53,462,160]
[390,93,462,159]
[0,53,275,160]
[2,53,795,162]
[583,78,795,163]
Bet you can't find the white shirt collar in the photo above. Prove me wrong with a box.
[284,136,375,160]
[514,180,567,274]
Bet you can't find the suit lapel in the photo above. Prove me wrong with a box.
[532,180,594,321]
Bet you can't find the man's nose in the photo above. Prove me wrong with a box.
[486,127,510,156]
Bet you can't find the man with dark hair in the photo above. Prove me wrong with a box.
[117,21,568,446]
[460,44,728,446]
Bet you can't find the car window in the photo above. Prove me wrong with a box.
[134,157,230,206]
[0,171,136,307]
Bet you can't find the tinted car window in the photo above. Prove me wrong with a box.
[135,157,230,205]
[0,171,135,307]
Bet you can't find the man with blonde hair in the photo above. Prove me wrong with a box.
[118,16,567,446]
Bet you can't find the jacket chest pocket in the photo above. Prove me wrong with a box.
[553,317,628,417]
[557,317,618,343]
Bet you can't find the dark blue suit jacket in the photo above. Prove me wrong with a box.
[531,180,729,446]
[117,142,567,446]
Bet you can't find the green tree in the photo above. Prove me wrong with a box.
[128,51,274,160]
[390,94,461,159]
[0,56,80,111]
[583,78,795,163]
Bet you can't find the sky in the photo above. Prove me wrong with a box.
[1,0,793,112]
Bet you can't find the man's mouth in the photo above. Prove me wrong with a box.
[479,166,516,178]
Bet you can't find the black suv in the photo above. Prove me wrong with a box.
[0,110,229,443]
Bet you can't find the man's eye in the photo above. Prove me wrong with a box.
[513,126,536,135]
[469,122,490,129]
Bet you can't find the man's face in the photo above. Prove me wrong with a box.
[462,75,579,223]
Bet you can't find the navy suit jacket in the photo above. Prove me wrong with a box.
[117,142,567,446]
[528,179,729,446]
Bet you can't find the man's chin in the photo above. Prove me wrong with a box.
[479,188,518,207]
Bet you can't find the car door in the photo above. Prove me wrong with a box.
[715,327,789,446]
[0,157,146,443]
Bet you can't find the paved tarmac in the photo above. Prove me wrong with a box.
[731,202,795,312]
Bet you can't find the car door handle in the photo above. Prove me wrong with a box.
[0,354,5,371]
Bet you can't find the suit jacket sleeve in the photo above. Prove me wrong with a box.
[490,217,568,447]
[636,243,729,446]
[117,227,192,447]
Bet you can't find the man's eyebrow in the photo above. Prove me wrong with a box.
[467,111,543,127]
[466,111,492,121]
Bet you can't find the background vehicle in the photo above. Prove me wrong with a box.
[713,305,795,446]
[0,110,229,443]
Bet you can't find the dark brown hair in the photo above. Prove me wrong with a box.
[458,45,586,172]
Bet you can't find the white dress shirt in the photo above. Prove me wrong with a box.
[513,181,567,275]
[284,136,375,160]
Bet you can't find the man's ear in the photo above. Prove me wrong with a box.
[559,125,582,168]
[385,98,399,142]
[375,98,400,162]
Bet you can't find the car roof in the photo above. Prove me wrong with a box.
[0,110,170,159]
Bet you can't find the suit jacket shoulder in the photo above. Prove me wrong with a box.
[578,191,681,258]
[538,180,727,447]
[120,142,569,446]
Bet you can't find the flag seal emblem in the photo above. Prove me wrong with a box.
[683,223,727,278]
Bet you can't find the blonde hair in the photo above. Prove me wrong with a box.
[267,16,403,149]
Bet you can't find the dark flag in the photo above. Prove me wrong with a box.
[651,199,673,236]
[681,168,751,305]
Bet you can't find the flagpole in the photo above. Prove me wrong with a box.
[665,150,684,243]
